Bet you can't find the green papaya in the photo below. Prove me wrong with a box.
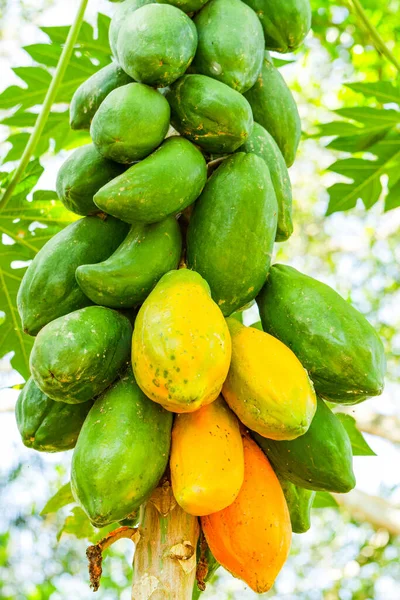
[254,397,356,493]
[71,368,172,527]
[242,0,312,53]
[159,0,210,13]
[244,54,301,167]
[56,144,125,216]
[166,74,253,153]
[109,0,154,59]
[91,83,170,164]
[15,377,92,452]
[239,122,293,242]
[257,264,386,403]
[117,4,197,87]
[17,215,129,336]
[193,0,264,93]
[94,137,207,224]
[30,306,132,403]
[276,474,315,534]
[76,217,182,308]
[69,63,132,130]
[187,153,277,316]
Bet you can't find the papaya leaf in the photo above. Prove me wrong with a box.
[313,492,339,509]
[335,414,377,456]
[41,482,75,516]
[57,507,120,543]
[346,81,400,104]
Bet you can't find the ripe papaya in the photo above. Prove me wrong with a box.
[30,306,132,403]
[239,122,293,242]
[244,54,301,167]
[91,83,170,164]
[76,217,182,308]
[257,264,386,403]
[132,269,231,413]
[15,377,92,452]
[158,0,210,12]
[17,215,129,336]
[171,397,244,516]
[243,0,312,53]
[187,153,277,316]
[222,318,316,440]
[109,0,154,59]
[166,74,253,153]
[94,137,207,224]
[117,4,197,86]
[254,397,356,493]
[56,144,125,216]
[69,63,132,130]
[193,0,264,93]
[71,368,172,527]
[201,433,291,594]
[276,474,315,534]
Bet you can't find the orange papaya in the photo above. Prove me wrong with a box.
[171,397,244,516]
[201,433,291,593]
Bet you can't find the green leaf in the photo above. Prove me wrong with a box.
[41,482,75,516]
[346,81,400,104]
[335,414,377,456]
[384,179,400,211]
[57,507,120,543]
[313,492,339,509]
[335,106,400,126]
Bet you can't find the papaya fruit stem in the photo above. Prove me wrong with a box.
[0,0,89,209]
[86,526,139,592]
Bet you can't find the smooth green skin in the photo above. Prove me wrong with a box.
[109,0,154,59]
[193,0,264,93]
[94,137,207,224]
[117,4,198,87]
[56,144,125,216]
[71,368,172,527]
[76,217,182,308]
[90,83,170,164]
[17,215,129,336]
[15,377,92,452]
[187,153,277,316]
[257,264,386,403]
[159,0,210,12]
[242,0,312,53]
[30,306,132,403]
[276,474,315,534]
[254,397,356,493]
[70,63,132,130]
[166,74,253,153]
[244,55,301,167]
[239,122,293,242]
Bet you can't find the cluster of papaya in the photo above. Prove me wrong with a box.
[15,0,386,594]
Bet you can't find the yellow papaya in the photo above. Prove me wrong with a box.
[132,269,231,413]
[201,433,291,593]
[222,318,316,440]
[171,397,244,516]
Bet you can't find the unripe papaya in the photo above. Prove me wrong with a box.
[254,396,356,493]
[171,397,244,516]
[30,306,132,403]
[158,0,210,12]
[76,217,182,308]
[257,264,386,403]
[166,74,253,153]
[56,144,125,216]
[193,0,265,93]
[187,153,277,316]
[69,63,132,130]
[117,4,197,87]
[276,474,315,534]
[201,433,291,594]
[15,377,92,452]
[239,122,293,242]
[17,215,129,336]
[71,368,172,527]
[222,319,316,440]
[91,83,170,164]
[109,0,154,59]
[94,137,207,224]
[132,269,231,413]
[244,54,301,167]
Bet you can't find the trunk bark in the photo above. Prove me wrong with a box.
[132,480,199,600]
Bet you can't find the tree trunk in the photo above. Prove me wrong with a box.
[132,480,199,600]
